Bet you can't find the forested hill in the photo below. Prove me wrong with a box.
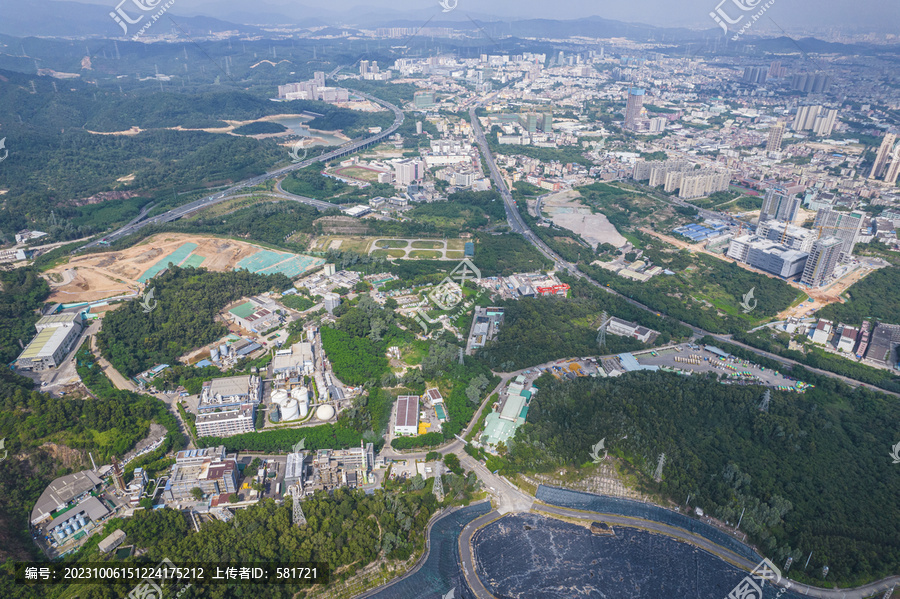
[0,267,50,364]
[816,266,900,326]
[504,371,900,586]
[98,267,291,376]
[0,76,390,241]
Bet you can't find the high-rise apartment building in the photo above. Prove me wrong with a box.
[768,61,787,78]
[395,158,423,185]
[742,67,767,85]
[801,237,842,287]
[869,133,898,180]
[812,109,838,136]
[663,169,730,200]
[767,121,785,152]
[812,207,865,260]
[755,220,817,252]
[624,88,645,130]
[413,90,436,109]
[760,187,801,224]
[885,151,900,185]
[791,73,832,94]
[792,105,837,135]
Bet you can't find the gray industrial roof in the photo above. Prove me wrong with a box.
[208,376,252,398]
[31,470,103,524]
[46,495,110,531]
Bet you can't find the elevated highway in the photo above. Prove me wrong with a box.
[79,88,402,251]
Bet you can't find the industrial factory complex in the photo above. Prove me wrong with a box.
[15,311,86,371]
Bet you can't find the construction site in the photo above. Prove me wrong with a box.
[640,227,883,320]
[44,234,324,305]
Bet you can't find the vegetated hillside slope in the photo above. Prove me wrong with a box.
[503,371,900,586]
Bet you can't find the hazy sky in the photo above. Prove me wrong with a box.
[79,0,900,31]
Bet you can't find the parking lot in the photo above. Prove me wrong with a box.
[632,344,809,391]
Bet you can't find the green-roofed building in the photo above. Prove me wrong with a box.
[481,382,537,447]
[229,301,256,319]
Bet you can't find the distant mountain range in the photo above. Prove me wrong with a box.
[0,0,717,39]
[0,0,265,38]
[0,0,890,56]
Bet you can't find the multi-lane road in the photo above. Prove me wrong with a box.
[469,103,900,398]
[79,89,403,252]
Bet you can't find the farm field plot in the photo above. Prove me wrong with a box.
[371,249,406,259]
[45,233,323,304]
[409,250,442,259]
[310,236,374,254]
[375,239,410,249]
[367,238,464,260]
[410,240,443,249]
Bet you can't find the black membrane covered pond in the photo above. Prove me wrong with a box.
[472,512,805,599]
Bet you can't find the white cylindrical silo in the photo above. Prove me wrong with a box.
[271,389,289,406]
[281,399,301,421]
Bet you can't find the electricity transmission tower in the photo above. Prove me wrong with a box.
[288,484,306,526]
[433,472,444,502]
[654,453,666,482]
[759,389,771,413]
[596,311,609,351]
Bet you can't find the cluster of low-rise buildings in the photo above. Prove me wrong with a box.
[286,442,376,495]
[482,375,538,447]
[30,469,118,555]
[477,272,570,300]
[466,306,505,353]
[296,264,360,297]
[391,388,448,438]
[165,446,238,502]
[276,71,349,103]
[228,295,283,335]
[807,319,900,368]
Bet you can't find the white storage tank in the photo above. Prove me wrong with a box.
[271,389,289,406]
[281,399,301,421]
[210,348,220,362]
[316,404,335,421]
[291,387,310,418]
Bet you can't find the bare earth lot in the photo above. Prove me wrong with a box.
[542,190,627,249]
[46,233,276,304]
